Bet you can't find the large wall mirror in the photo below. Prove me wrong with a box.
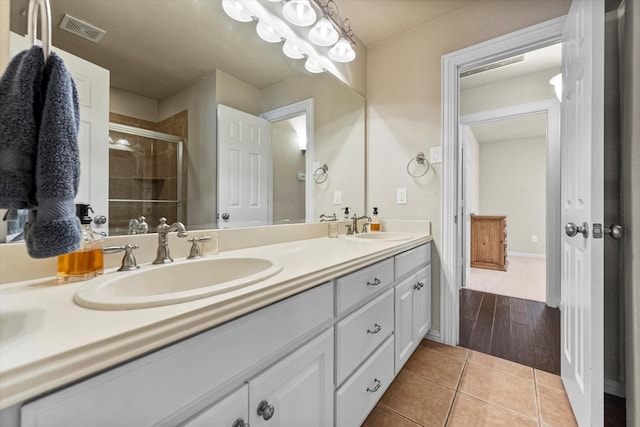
[6,0,365,238]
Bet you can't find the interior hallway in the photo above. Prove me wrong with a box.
[362,339,577,426]
[466,256,546,302]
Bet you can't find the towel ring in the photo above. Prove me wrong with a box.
[313,163,329,184]
[406,152,431,178]
[27,0,52,61]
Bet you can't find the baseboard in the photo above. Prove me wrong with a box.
[507,251,546,259]
[425,330,441,342]
[604,378,626,398]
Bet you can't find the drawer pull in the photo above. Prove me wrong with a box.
[366,278,382,286]
[232,418,250,427]
[367,323,382,334]
[257,400,275,421]
[417,281,425,290]
[366,378,382,393]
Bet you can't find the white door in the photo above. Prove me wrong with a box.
[248,329,333,427]
[10,32,110,234]
[217,104,272,228]
[560,0,604,425]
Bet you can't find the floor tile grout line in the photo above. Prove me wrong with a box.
[374,403,427,427]
[533,369,543,426]
[455,389,541,423]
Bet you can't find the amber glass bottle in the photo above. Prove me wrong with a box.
[370,207,381,231]
[57,204,104,281]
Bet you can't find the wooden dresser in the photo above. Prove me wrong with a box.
[470,215,507,271]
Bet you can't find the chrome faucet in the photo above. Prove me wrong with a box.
[152,217,188,264]
[349,214,371,235]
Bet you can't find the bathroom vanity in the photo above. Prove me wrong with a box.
[0,226,431,426]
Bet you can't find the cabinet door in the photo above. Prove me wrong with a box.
[183,385,248,427]
[394,275,416,374]
[249,330,334,427]
[414,265,432,342]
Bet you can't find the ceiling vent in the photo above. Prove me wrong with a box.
[59,14,106,43]
[460,55,525,78]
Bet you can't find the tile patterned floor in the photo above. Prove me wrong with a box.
[362,339,578,427]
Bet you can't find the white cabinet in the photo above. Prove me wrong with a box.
[394,246,432,374]
[249,330,334,427]
[184,385,249,427]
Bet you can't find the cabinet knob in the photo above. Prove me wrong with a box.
[257,400,275,421]
[366,278,382,286]
[366,378,382,393]
[232,418,250,427]
[367,323,382,334]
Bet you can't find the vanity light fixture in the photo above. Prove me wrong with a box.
[308,17,339,46]
[304,57,324,73]
[297,130,307,153]
[328,36,355,62]
[256,20,282,43]
[282,0,317,26]
[221,0,252,22]
[283,40,305,59]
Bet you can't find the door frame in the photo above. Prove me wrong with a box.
[460,99,561,306]
[261,98,315,223]
[440,16,566,345]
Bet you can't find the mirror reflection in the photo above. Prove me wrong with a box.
[6,0,365,238]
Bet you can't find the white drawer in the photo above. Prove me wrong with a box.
[21,283,333,427]
[184,385,248,427]
[335,289,394,385]
[335,336,395,427]
[395,243,431,279]
[336,258,394,315]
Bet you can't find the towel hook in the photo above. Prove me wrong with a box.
[313,163,329,184]
[27,0,52,60]
[406,152,431,178]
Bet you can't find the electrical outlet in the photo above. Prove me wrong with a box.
[430,146,442,164]
[333,191,342,205]
[531,235,538,243]
[297,172,306,181]
[397,188,407,205]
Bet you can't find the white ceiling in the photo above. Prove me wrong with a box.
[468,113,547,144]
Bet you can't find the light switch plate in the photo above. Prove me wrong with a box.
[430,146,442,164]
[333,191,342,205]
[396,188,407,204]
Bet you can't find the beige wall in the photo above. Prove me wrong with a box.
[0,0,9,72]
[478,137,546,255]
[366,0,571,332]
[465,127,480,215]
[110,88,159,122]
[272,121,305,223]
[461,68,560,115]
[621,0,639,421]
[262,73,366,220]
[215,70,261,116]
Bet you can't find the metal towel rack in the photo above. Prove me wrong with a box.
[27,0,52,60]
[313,163,329,184]
[406,152,431,178]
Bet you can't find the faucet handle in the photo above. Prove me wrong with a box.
[346,224,354,235]
[361,223,369,233]
[187,236,211,259]
[103,244,140,271]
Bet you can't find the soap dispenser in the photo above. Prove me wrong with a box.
[57,204,104,281]
[371,207,381,232]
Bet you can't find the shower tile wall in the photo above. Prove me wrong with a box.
[109,112,188,235]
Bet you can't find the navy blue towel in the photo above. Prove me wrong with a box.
[0,46,82,258]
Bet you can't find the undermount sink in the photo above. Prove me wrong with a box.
[74,257,283,310]
[350,232,413,242]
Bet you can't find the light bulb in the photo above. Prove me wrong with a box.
[282,0,316,26]
[305,57,323,73]
[549,73,562,102]
[222,0,253,22]
[283,40,304,59]
[308,17,339,46]
[328,37,356,63]
[256,21,281,43]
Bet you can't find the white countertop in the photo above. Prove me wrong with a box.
[0,232,431,410]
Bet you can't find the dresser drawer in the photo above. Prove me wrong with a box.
[395,243,431,279]
[336,258,394,315]
[335,336,395,427]
[335,289,394,385]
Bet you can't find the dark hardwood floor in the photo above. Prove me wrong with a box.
[459,287,560,374]
[459,288,627,426]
